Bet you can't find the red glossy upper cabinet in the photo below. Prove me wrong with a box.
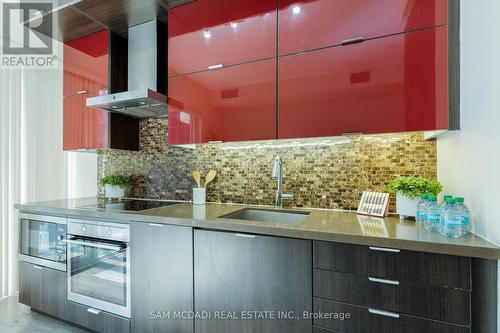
[278,0,448,55]
[168,0,277,77]
[63,30,109,97]
[168,58,276,144]
[278,26,448,139]
[63,90,109,150]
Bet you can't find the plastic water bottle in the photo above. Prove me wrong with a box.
[424,196,441,232]
[442,194,453,206]
[455,197,471,235]
[416,194,429,225]
[439,198,453,234]
[440,198,462,238]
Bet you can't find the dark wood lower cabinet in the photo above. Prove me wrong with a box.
[131,223,193,333]
[19,261,67,319]
[313,241,471,290]
[194,230,312,333]
[65,301,130,333]
[314,269,470,326]
[313,298,470,333]
[19,261,130,333]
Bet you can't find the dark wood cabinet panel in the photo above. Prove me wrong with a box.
[131,223,193,333]
[278,0,448,55]
[471,259,498,333]
[314,269,471,326]
[313,298,470,333]
[313,241,471,290]
[65,301,130,333]
[19,262,67,319]
[194,230,312,333]
[278,26,449,139]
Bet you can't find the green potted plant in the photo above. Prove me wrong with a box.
[387,176,443,219]
[100,174,130,198]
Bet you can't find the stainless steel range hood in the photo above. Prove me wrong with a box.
[87,20,167,118]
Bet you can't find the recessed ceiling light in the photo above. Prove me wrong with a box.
[292,6,301,14]
[203,30,212,39]
[231,22,238,29]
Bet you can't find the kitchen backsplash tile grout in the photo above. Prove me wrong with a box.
[97,118,437,212]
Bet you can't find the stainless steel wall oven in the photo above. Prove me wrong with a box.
[65,219,130,318]
[20,213,67,271]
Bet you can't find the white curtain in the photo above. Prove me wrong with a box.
[0,43,98,298]
[0,69,22,298]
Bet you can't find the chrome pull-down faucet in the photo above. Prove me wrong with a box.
[271,155,294,208]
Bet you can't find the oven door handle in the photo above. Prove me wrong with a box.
[63,238,123,251]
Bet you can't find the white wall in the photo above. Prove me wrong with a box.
[437,0,500,246]
[437,1,500,324]
[65,152,97,198]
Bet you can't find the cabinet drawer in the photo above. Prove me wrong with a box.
[314,270,470,326]
[313,298,470,333]
[65,301,130,333]
[313,241,471,290]
[19,261,67,319]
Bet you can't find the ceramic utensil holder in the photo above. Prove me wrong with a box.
[193,188,206,205]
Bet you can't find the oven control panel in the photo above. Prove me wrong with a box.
[68,219,130,242]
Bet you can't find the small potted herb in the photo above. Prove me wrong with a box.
[100,174,130,198]
[387,176,443,219]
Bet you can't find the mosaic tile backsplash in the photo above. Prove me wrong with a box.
[97,119,437,211]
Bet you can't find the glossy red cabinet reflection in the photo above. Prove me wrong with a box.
[63,30,109,97]
[168,0,277,77]
[168,59,276,144]
[278,26,448,139]
[278,0,447,55]
[63,90,109,150]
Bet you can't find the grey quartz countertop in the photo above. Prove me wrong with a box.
[15,197,500,260]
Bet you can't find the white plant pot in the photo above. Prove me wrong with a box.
[105,185,125,198]
[396,192,420,219]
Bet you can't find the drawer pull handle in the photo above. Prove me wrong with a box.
[368,308,400,319]
[369,246,400,253]
[235,233,256,238]
[368,276,400,285]
[208,64,224,70]
[33,265,43,270]
[342,36,365,45]
[87,308,102,315]
[148,223,164,227]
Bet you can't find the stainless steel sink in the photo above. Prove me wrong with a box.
[219,208,310,225]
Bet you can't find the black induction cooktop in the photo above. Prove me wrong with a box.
[80,198,183,212]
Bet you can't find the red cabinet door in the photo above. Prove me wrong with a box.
[168,59,276,144]
[63,90,109,150]
[168,0,277,77]
[278,26,448,139]
[63,30,109,97]
[278,0,448,55]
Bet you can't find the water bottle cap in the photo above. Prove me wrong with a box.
[455,197,464,202]
[443,195,453,199]
[420,194,429,199]
[428,195,437,201]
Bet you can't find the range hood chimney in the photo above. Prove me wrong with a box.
[87,20,167,118]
